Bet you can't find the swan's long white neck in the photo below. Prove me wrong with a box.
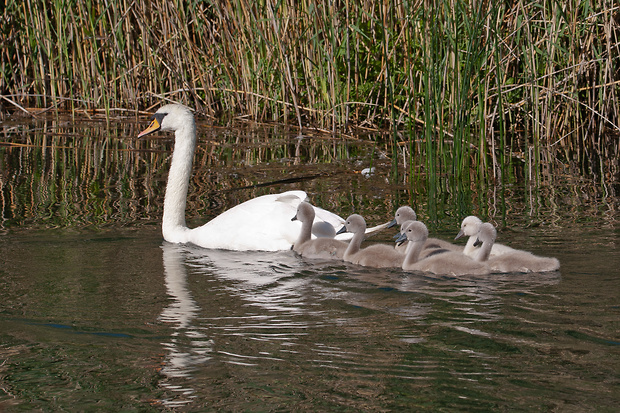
[162,121,196,243]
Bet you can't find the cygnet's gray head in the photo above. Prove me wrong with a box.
[403,220,429,242]
[291,201,315,223]
[336,214,366,235]
[388,206,417,228]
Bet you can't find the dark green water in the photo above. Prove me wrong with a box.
[0,116,618,411]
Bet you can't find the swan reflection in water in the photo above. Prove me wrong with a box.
[156,239,561,407]
[158,243,214,407]
[156,242,313,407]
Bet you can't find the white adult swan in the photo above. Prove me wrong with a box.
[138,103,350,251]
[473,223,560,273]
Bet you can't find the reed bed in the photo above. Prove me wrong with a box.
[1,0,618,184]
[2,116,618,233]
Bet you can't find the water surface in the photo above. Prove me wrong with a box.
[0,116,618,411]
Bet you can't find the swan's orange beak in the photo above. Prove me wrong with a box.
[137,117,162,138]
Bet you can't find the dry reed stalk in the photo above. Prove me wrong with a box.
[0,0,618,186]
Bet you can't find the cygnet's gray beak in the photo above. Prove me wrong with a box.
[395,232,407,246]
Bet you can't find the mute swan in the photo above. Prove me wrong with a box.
[397,221,490,276]
[388,206,462,253]
[473,223,560,273]
[455,216,515,257]
[138,103,351,251]
[292,202,348,259]
[336,214,404,268]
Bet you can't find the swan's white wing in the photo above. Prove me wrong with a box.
[187,190,307,251]
[313,206,345,227]
[184,189,389,250]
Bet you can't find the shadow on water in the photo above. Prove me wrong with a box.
[0,115,619,411]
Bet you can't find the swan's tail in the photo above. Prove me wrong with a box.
[364,221,392,237]
[311,202,392,241]
[330,220,391,241]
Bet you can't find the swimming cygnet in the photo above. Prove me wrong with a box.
[397,221,490,276]
[388,206,416,253]
[336,214,404,268]
[473,222,560,273]
[292,202,348,260]
[387,206,418,228]
[388,206,462,253]
[455,215,516,257]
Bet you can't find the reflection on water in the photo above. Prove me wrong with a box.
[158,243,213,407]
[147,233,620,411]
[0,220,618,410]
[1,118,619,411]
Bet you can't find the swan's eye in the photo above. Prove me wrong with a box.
[154,112,168,123]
